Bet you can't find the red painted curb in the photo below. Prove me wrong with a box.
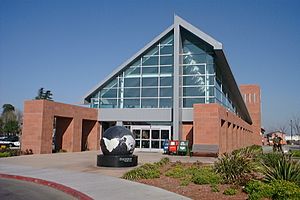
[0,173,93,200]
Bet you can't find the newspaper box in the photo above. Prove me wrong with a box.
[168,140,179,154]
[178,140,189,155]
[163,140,169,154]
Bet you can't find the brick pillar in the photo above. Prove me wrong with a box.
[87,121,101,150]
[22,100,53,154]
[193,104,220,156]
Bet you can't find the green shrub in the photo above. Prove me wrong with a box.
[191,166,221,185]
[165,163,186,178]
[245,180,300,200]
[270,180,300,200]
[262,154,300,185]
[223,187,237,195]
[259,152,283,168]
[154,157,170,167]
[0,152,11,157]
[244,180,273,200]
[122,163,160,180]
[214,151,255,184]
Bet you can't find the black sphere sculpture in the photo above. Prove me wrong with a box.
[97,126,138,167]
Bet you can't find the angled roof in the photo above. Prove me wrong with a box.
[83,15,252,124]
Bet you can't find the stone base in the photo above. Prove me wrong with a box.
[97,154,138,167]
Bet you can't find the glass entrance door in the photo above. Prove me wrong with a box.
[131,125,171,151]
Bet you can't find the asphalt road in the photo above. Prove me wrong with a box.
[0,178,77,200]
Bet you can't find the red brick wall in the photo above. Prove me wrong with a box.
[240,85,262,145]
[193,103,255,156]
[22,100,100,154]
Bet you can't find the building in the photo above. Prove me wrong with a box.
[21,16,261,156]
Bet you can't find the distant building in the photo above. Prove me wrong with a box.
[264,131,287,145]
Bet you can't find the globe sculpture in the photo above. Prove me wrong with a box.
[97,126,138,167]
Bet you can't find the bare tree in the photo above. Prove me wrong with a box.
[292,115,300,135]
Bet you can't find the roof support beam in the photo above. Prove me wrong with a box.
[172,16,181,140]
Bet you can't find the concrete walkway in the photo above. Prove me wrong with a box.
[0,151,216,200]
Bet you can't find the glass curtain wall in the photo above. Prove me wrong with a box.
[90,32,174,109]
[179,29,237,114]
[180,29,215,107]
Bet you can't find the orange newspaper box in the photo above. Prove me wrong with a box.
[168,140,179,154]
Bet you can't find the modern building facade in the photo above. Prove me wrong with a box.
[21,16,261,155]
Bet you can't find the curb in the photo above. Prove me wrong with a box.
[0,173,93,200]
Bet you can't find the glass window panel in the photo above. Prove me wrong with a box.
[161,34,174,45]
[206,64,215,74]
[142,130,150,139]
[216,78,222,91]
[209,97,215,103]
[161,130,169,139]
[142,88,158,97]
[151,130,159,139]
[183,98,205,107]
[160,66,173,74]
[142,56,158,66]
[183,87,205,96]
[151,141,160,149]
[100,89,117,98]
[183,65,205,75]
[133,130,140,139]
[207,54,214,64]
[144,46,158,56]
[159,98,172,108]
[141,99,158,108]
[124,66,140,76]
[124,78,140,87]
[135,140,140,148]
[183,54,206,64]
[208,86,215,96]
[142,67,158,74]
[131,59,141,66]
[183,76,205,86]
[100,99,118,108]
[160,45,173,55]
[123,99,140,108]
[160,56,173,65]
[142,77,158,87]
[160,88,172,97]
[141,140,149,148]
[183,43,206,54]
[160,77,172,86]
[208,76,215,85]
[124,88,140,97]
[216,89,222,101]
[103,79,117,88]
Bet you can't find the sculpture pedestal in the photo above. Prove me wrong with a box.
[97,154,138,167]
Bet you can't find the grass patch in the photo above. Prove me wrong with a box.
[223,187,237,195]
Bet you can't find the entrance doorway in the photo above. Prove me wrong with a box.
[131,125,171,151]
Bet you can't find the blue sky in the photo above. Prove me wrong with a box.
[0,0,299,131]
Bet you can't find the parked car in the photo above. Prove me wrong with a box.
[0,136,20,147]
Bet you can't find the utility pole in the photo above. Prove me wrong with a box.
[290,120,293,142]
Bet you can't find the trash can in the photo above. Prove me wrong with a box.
[168,140,179,155]
[178,140,189,156]
[162,140,169,154]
